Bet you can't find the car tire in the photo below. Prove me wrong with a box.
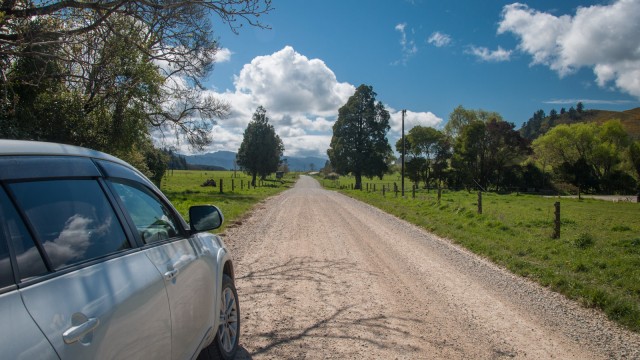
[200,274,240,360]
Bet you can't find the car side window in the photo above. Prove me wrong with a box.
[110,182,181,244]
[0,186,47,281]
[8,180,130,271]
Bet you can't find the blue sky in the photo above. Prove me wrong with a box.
[175,0,640,158]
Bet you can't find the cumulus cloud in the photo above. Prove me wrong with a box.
[386,109,444,153]
[158,46,444,159]
[428,32,452,47]
[388,109,443,134]
[498,0,640,98]
[168,46,354,158]
[215,48,233,63]
[393,23,418,65]
[232,46,355,117]
[467,46,512,62]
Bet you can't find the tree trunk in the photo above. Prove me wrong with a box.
[251,172,257,187]
[354,172,362,190]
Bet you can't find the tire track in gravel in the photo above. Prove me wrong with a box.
[221,176,640,359]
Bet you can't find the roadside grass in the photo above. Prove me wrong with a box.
[161,170,298,232]
[319,174,640,332]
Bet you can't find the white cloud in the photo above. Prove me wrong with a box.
[498,0,640,98]
[428,32,452,47]
[388,109,443,134]
[467,46,512,62]
[158,46,443,159]
[393,22,418,65]
[232,46,355,117]
[215,48,233,63]
[178,46,355,158]
[386,109,444,153]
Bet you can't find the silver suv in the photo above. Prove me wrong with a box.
[0,140,239,359]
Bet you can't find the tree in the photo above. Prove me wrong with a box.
[452,118,528,190]
[444,105,478,138]
[0,1,272,185]
[327,84,392,190]
[397,126,446,188]
[630,141,640,196]
[405,157,427,186]
[451,121,487,190]
[576,101,584,113]
[0,1,272,78]
[532,120,634,193]
[484,119,529,190]
[236,106,284,187]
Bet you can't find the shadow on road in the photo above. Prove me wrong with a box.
[233,346,253,360]
[236,256,423,357]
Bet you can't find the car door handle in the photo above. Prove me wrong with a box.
[63,317,100,344]
[164,269,179,280]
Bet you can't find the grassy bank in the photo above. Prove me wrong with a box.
[161,170,298,231]
[320,175,640,332]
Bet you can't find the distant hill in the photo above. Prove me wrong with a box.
[282,156,328,172]
[519,107,640,140]
[182,151,328,172]
[185,151,237,170]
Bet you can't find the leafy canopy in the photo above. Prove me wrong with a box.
[236,106,284,186]
[327,84,391,189]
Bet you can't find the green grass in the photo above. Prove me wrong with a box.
[319,174,640,332]
[160,170,298,232]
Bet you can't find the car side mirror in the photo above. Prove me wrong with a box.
[189,205,224,233]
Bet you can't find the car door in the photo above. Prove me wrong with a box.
[4,174,172,360]
[0,187,59,360]
[108,179,217,360]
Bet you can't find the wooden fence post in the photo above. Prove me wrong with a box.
[477,191,483,214]
[553,202,561,239]
[382,185,385,197]
[437,187,442,205]
[232,179,235,192]
[220,179,223,194]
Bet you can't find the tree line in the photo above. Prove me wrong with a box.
[327,85,640,195]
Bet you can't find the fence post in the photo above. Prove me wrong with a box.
[373,184,376,192]
[437,187,442,205]
[220,179,223,194]
[232,179,235,192]
[412,185,415,199]
[477,191,482,214]
[553,202,561,239]
[382,185,385,197]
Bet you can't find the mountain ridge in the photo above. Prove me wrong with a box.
[520,107,640,140]
[182,151,328,172]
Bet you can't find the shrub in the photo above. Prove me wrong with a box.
[574,232,595,249]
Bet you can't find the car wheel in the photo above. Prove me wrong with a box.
[199,274,240,360]
[203,274,240,360]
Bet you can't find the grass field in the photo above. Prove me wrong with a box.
[319,174,640,332]
[160,170,297,231]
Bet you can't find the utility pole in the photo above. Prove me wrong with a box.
[401,109,406,197]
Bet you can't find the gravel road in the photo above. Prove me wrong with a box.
[222,175,640,359]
